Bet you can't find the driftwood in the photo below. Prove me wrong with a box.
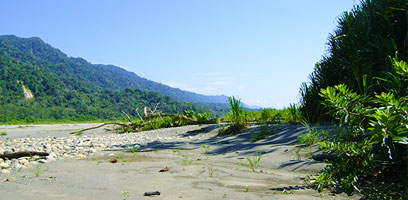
[0,151,49,160]
[312,153,338,162]
[71,103,212,134]
[69,122,130,134]
[121,111,134,124]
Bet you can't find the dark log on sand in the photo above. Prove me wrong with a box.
[0,151,49,160]
[312,153,338,162]
[69,122,130,134]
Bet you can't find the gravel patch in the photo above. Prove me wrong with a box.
[0,124,215,173]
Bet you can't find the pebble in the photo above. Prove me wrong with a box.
[10,163,21,169]
[0,162,10,169]
[1,169,10,174]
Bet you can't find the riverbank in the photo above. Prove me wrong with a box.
[0,124,358,199]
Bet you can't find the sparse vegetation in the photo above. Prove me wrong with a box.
[295,123,326,159]
[208,166,215,177]
[182,159,193,165]
[201,144,210,154]
[32,165,48,177]
[122,189,130,200]
[74,130,84,136]
[126,146,140,153]
[0,131,6,136]
[244,152,263,172]
[250,125,281,142]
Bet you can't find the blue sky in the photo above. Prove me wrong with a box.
[1,1,357,108]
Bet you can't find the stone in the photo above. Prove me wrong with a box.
[46,156,56,162]
[38,159,48,163]
[18,159,29,165]
[30,161,39,165]
[10,163,21,169]
[1,169,10,174]
[0,162,10,169]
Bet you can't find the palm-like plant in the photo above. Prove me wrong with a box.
[300,0,407,122]
[219,96,249,135]
[228,96,244,126]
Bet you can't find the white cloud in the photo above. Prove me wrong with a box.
[208,81,231,86]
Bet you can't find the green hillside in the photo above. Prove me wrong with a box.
[0,35,223,123]
[0,35,229,104]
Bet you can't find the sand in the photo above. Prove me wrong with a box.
[0,123,359,200]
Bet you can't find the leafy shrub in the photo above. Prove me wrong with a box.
[197,112,210,124]
[185,110,196,118]
[312,59,408,199]
[139,116,174,131]
[261,109,278,123]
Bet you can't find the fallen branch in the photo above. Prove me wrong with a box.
[134,107,145,121]
[69,122,130,134]
[121,111,134,124]
[0,151,49,160]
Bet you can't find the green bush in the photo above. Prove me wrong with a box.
[313,59,408,199]
[197,112,210,124]
[139,116,174,131]
[261,109,278,123]
[185,110,196,118]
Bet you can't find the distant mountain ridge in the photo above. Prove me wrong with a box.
[0,35,229,105]
[93,64,229,104]
[0,35,232,123]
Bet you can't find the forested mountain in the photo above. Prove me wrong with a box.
[0,35,228,123]
[0,35,229,105]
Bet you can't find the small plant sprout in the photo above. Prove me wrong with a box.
[127,145,140,153]
[295,123,324,159]
[246,152,263,172]
[182,159,193,165]
[75,130,84,136]
[208,166,215,177]
[32,165,49,177]
[201,144,210,154]
[0,132,6,136]
[122,189,130,200]
[172,149,181,154]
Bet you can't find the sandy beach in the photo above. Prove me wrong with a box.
[0,123,358,200]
